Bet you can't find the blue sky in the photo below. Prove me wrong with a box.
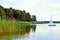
[0,0,60,21]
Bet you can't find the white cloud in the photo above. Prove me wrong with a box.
[48,4,60,14]
[5,0,16,2]
[49,4,60,8]
[16,0,49,13]
[15,0,38,14]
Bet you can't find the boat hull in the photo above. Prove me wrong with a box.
[48,25,56,26]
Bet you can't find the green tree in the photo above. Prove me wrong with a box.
[5,7,14,19]
[13,10,21,21]
[0,5,36,21]
[0,5,6,20]
[9,7,14,18]
[26,12,31,21]
[31,15,36,21]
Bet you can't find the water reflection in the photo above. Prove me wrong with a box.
[31,25,36,32]
[1,24,60,40]
[35,24,60,40]
[0,24,36,40]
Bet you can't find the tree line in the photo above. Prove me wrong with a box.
[0,5,36,21]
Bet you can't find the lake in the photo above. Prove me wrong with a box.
[0,23,60,40]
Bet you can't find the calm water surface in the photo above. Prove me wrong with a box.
[0,24,60,40]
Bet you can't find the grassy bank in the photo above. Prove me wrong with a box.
[0,20,31,29]
[0,20,48,31]
[0,20,33,35]
[0,20,48,35]
[31,21,49,24]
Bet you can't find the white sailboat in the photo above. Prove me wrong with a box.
[48,16,56,26]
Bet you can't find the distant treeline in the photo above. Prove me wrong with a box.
[0,5,36,21]
[37,21,60,23]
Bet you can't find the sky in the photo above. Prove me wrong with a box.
[0,0,60,21]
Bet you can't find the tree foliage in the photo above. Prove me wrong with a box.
[0,5,36,21]
[0,5,6,20]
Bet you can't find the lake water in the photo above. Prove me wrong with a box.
[0,24,60,40]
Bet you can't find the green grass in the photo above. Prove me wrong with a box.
[0,20,13,29]
[0,20,32,30]
[0,20,48,30]
[0,20,33,36]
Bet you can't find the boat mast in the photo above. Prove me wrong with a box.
[50,16,53,23]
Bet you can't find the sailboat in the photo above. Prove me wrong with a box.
[48,16,56,26]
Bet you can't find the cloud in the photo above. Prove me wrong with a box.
[49,0,60,4]
[5,0,16,2]
[48,3,60,15]
[15,0,59,21]
[14,0,38,14]
[49,4,60,8]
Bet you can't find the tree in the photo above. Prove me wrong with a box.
[5,7,14,20]
[0,5,6,20]
[31,15,36,21]
[9,7,14,17]
[13,10,21,21]
[0,5,36,21]
[26,12,31,21]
